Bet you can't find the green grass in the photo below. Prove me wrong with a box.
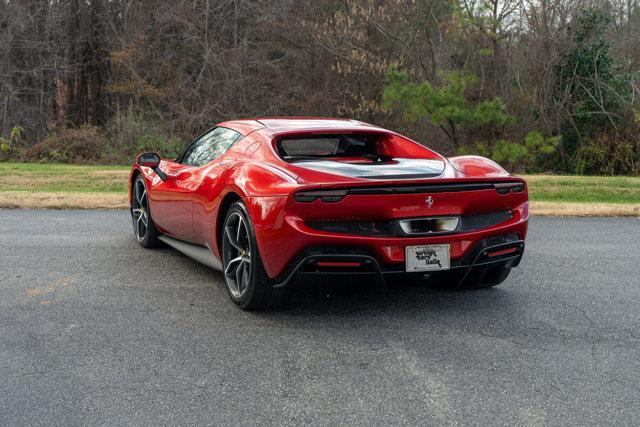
[523,175,640,204]
[0,163,639,204]
[0,162,130,193]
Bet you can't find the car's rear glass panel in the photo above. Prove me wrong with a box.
[277,134,377,160]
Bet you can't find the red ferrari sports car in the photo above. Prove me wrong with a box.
[129,118,528,309]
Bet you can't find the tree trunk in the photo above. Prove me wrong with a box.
[88,0,108,126]
[65,0,81,127]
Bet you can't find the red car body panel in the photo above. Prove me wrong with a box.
[129,118,528,281]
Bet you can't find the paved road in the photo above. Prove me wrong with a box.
[1,210,639,425]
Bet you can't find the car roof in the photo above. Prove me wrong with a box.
[218,117,383,135]
[216,119,264,135]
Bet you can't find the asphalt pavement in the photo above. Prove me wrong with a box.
[1,210,639,424]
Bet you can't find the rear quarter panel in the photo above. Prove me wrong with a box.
[191,159,301,261]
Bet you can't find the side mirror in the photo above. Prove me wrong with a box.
[137,152,167,181]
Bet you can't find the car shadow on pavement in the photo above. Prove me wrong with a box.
[253,275,521,322]
[158,244,521,324]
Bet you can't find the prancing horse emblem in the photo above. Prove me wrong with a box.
[426,196,433,208]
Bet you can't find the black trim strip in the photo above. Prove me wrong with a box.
[304,210,513,237]
[347,182,495,195]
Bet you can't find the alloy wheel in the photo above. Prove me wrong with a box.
[131,179,149,241]
[223,212,252,298]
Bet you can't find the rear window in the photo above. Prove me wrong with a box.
[277,134,378,161]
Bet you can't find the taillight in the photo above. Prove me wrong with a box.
[294,190,347,203]
[494,182,525,195]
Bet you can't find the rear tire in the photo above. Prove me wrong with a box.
[221,201,288,310]
[131,175,162,248]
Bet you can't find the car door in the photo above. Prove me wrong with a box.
[148,128,220,241]
[147,159,197,240]
[151,127,242,243]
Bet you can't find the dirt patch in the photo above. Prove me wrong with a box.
[0,192,128,209]
[530,201,640,217]
[27,278,75,297]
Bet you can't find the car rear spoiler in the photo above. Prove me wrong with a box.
[293,181,526,201]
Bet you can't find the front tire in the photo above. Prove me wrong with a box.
[221,201,288,310]
[131,175,161,248]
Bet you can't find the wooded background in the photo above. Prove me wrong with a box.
[1,0,639,174]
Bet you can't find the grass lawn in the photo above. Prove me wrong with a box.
[0,162,129,193]
[523,174,640,204]
[0,163,638,215]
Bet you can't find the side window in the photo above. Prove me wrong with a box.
[180,127,242,167]
[180,130,212,166]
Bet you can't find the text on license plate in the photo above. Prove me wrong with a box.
[405,244,451,272]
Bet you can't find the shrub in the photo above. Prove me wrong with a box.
[135,134,185,159]
[0,137,11,161]
[456,131,561,173]
[16,108,187,164]
[20,125,107,163]
[574,134,635,175]
[0,126,24,161]
[490,140,529,171]
[524,131,561,172]
[103,104,186,161]
[104,104,154,158]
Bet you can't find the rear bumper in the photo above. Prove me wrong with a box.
[245,183,528,280]
[272,234,525,289]
[248,200,528,280]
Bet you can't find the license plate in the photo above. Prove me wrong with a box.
[405,244,450,272]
